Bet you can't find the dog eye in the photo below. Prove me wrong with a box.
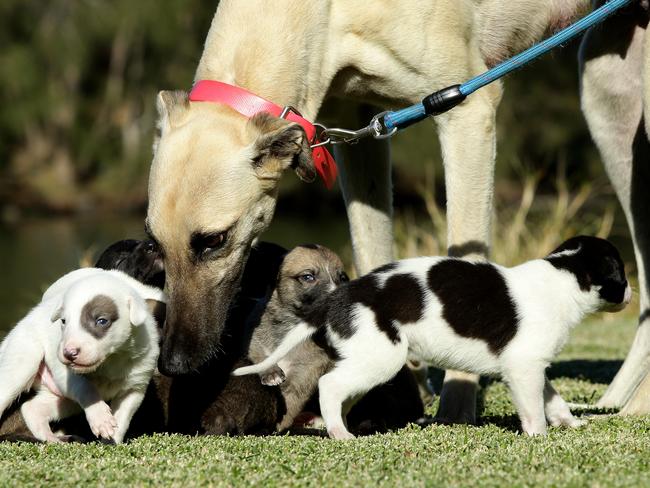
[338,272,350,283]
[191,230,228,258]
[144,242,156,254]
[95,317,110,327]
[61,318,66,325]
[299,273,316,283]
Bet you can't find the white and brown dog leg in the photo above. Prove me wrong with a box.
[435,81,502,424]
[580,4,650,409]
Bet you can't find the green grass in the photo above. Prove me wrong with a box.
[2,316,649,487]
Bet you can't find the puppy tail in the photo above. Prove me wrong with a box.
[232,322,316,377]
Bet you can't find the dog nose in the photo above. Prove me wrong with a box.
[63,347,80,362]
[158,350,190,376]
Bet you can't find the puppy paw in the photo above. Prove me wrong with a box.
[260,367,286,386]
[328,426,355,440]
[85,402,117,440]
[550,415,586,428]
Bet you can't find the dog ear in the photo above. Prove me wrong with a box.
[127,295,150,327]
[249,113,316,183]
[50,304,63,323]
[154,90,190,152]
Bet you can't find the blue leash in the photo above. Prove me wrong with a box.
[319,0,634,144]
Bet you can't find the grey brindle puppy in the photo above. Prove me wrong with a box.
[246,244,348,430]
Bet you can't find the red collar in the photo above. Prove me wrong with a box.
[189,80,337,189]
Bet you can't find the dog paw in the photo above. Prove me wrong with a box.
[85,402,117,440]
[548,413,586,428]
[328,426,355,440]
[260,368,286,386]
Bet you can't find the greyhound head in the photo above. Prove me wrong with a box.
[146,90,315,375]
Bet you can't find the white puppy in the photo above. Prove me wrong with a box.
[234,236,632,439]
[0,268,164,443]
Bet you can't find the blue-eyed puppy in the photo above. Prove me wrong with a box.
[0,269,164,443]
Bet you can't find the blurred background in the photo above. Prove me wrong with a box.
[0,0,635,327]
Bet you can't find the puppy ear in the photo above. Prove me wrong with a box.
[145,299,166,329]
[127,296,150,327]
[154,90,190,152]
[50,304,63,323]
[249,113,316,184]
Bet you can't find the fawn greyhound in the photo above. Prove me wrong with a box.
[146,0,650,422]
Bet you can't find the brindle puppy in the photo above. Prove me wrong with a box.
[208,244,424,435]
[247,244,348,430]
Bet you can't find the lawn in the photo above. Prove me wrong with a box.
[1,316,649,487]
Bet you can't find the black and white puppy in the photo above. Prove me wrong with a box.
[234,236,631,439]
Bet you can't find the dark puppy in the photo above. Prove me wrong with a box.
[95,239,165,290]
[236,236,631,438]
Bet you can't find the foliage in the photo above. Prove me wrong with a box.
[0,1,606,213]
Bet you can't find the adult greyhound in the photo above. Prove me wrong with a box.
[146,0,650,424]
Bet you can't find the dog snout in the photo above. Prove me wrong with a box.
[63,347,80,362]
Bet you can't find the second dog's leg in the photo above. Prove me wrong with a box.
[580,9,650,409]
[620,367,650,415]
[435,82,502,424]
[543,377,585,428]
[335,104,393,275]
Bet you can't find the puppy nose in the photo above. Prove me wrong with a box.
[63,347,80,362]
[624,285,632,304]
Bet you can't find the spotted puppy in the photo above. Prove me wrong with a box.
[246,244,348,430]
[235,236,632,439]
[0,269,164,443]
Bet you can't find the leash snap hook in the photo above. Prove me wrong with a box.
[369,111,398,140]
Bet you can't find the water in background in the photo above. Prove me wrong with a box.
[0,214,350,333]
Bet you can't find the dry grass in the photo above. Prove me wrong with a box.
[395,164,615,267]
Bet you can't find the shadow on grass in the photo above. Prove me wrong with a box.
[420,360,624,434]
[548,359,622,384]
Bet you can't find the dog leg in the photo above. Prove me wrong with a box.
[435,82,502,424]
[62,374,117,441]
[0,325,44,416]
[318,372,356,440]
[503,364,547,435]
[318,329,408,439]
[335,103,393,274]
[21,391,77,443]
[580,9,650,409]
[543,377,585,428]
[620,367,650,415]
[110,390,146,444]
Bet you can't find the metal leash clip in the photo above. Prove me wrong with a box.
[313,111,398,147]
[280,105,398,149]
